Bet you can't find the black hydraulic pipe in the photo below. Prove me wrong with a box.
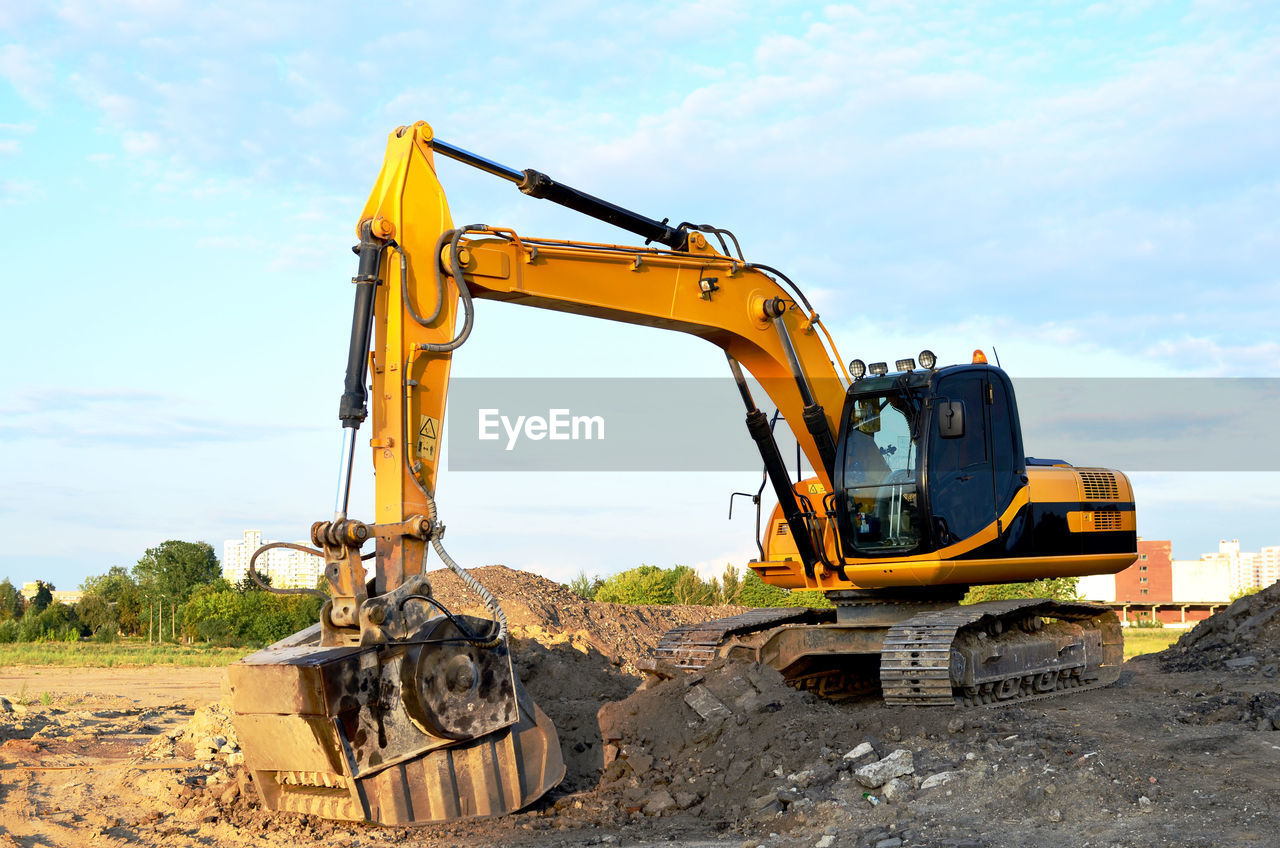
[429,138,688,251]
[769,313,838,478]
[429,138,525,184]
[727,356,820,578]
[338,222,385,428]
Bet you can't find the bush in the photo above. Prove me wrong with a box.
[0,620,18,643]
[567,571,602,600]
[182,585,323,647]
[593,564,833,609]
[963,577,1080,605]
[91,625,119,643]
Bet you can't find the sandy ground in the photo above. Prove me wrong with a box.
[0,572,1276,848]
[0,666,224,705]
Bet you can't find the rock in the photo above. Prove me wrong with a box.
[843,742,876,762]
[884,726,902,743]
[684,685,733,721]
[642,789,676,816]
[855,749,914,788]
[674,791,699,810]
[626,752,655,774]
[725,757,752,785]
[947,716,966,734]
[1047,807,1062,822]
[920,770,963,790]
[882,777,909,802]
[219,783,240,806]
[875,838,904,848]
[816,836,836,848]
[1225,656,1259,670]
[0,696,12,713]
[1138,795,1154,812]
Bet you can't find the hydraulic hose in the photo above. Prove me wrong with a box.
[421,496,507,649]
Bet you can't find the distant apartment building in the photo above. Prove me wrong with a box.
[222,530,323,590]
[1078,538,1276,627]
[19,583,83,606]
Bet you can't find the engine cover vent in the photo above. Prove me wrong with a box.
[1080,471,1120,501]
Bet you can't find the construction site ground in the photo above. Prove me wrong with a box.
[1,567,1277,848]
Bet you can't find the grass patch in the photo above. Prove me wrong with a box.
[0,639,250,667]
[1123,627,1181,660]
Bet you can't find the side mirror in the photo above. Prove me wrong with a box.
[938,399,965,439]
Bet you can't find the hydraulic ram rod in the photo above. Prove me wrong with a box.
[428,137,689,251]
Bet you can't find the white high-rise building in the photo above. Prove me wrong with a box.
[1259,546,1280,589]
[222,530,323,590]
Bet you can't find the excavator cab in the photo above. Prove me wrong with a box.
[833,363,1026,560]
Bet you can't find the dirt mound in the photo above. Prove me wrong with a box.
[423,565,748,791]
[424,565,747,673]
[1162,580,1280,674]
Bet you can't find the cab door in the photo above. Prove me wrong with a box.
[927,373,996,546]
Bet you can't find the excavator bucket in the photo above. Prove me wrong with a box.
[227,616,564,825]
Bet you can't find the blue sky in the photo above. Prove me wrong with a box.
[2,1,1278,590]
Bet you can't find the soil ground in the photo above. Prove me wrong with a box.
[1,568,1277,848]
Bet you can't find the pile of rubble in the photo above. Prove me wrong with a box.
[1163,580,1280,675]
[424,565,746,673]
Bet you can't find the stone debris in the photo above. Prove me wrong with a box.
[1166,580,1280,671]
[684,684,733,721]
[843,741,875,762]
[881,777,910,802]
[920,770,963,790]
[854,750,915,789]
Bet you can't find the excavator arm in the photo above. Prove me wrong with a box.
[354,121,849,593]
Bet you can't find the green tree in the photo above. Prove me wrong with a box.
[1229,585,1261,602]
[75,594,118,636]
[18,602,80,642]
[132,541,220,604]
[82,566,144,635]
[0,578,24,621]
[671,567,715,605]
[595,565,681,605]
[29,581,54,615]
[717,564,743,605]
[735,570,832,608]
[183,583,322,647]
[567,571,602,600]
[962,577,1080,605]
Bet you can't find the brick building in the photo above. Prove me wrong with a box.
[1078,538,1233,627]
[1115,539,1173,603]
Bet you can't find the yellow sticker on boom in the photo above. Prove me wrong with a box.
[808,483,825,494]
[416,415,441,461]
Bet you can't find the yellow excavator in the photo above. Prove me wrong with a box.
[227,121,1136,826]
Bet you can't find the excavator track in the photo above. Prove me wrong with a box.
[655,599,1123,708]
[880,599,1124,707]
[655,608,830,669]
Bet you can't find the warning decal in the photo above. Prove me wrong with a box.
[416,415,441,460]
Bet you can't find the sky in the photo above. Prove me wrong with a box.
[1,1,1278,591]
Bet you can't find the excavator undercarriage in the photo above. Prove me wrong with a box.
[656,595,1123,708]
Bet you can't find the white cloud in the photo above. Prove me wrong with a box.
[0,43,54,107]
[121,130,162,155]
